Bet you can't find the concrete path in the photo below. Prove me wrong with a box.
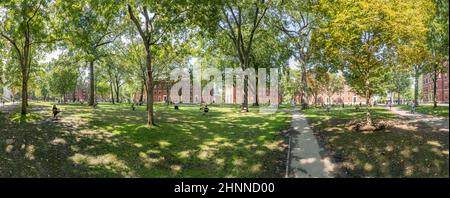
[284,109,334,178]
[388,106,449,132]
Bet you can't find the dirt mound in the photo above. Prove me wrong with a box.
[346,120,393,132]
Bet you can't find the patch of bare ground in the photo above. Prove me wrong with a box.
[346,120,394,132]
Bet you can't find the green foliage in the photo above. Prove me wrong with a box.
[49,58,79,100]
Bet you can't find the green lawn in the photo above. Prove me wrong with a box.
[0,102,291,178]
[399,105,449,117]
[303,107,449,178]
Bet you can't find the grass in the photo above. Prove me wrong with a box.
[0,102,291,178]
[399,104,449,118]
[303,107,449,178]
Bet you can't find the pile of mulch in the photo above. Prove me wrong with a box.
[346,120,394,132]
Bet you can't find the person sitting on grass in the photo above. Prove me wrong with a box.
[52,105,61,120]
[203,105,209,115]
[174,103,179,110]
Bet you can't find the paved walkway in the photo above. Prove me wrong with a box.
[388,106,449,132]
[284,109,334,178]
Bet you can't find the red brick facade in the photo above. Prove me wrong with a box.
[422,62,449,104]
[135,81,171,103]
[296,83,367,105]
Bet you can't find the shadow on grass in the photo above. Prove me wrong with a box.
[1,102,291,178]
[303,108,449,178]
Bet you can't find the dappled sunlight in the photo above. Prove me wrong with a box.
[1,102,291,177]
[139,151,165,169]
[69,153,135,177]
[304,107,449,177]
[50,138,67,145]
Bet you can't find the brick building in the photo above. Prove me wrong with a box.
[422,62,449,104]
[134,81,172,103]
[63,87,88,102]
[296,82,367,106]
[140,79,368,105]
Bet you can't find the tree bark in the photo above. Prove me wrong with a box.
[21,73,27,115]
[72,90,76,102]
[365,96,373,126]
[145,46,154,125]
[110,81,115,104]
[242,74,249,112]
[128,4,155,126]
[139,81,144,105]
[114,79,120,103]
[301,63,308,109]
[432,70,438,108]
[414,71,419,107]
[89,60,95,106]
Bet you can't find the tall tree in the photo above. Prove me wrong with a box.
[0,0,55,114]
[388,72,411,104]
[427,0,449,107]
[218,0,269,111]
[127,0,188,125]
[49,62,79,103]
[313,0,433,127]
[273,0,316,109]
[57,0,124,106]
[322,73,345,105]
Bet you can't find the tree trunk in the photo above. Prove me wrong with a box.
[314,94,318,108]
[242,74,249,112]
[255,69,259,106]
[432,71,437,108]
[414,72,419,106]
[301,63,308,109]
[110,81,115,104]
[397,92,401,105]
[241,58,249,112]
[21,73,27,115]
[89,60,95,106]
[72,90,76,102]
[115,80,120,103]
[365,96,373,126]
[139,81,144,105]
[145,47,154,126]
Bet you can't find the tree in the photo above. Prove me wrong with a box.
[426,0,449,107]
[0,0,55,114]
[57,0,124,106]
[273,0,317,109]
[388,72,411,104]
[313,0,433,127]
[127,0,189,125]
[218,0,269,111]
[322,73,345,105]
[307,66,327,107]
[49,63,79,103]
